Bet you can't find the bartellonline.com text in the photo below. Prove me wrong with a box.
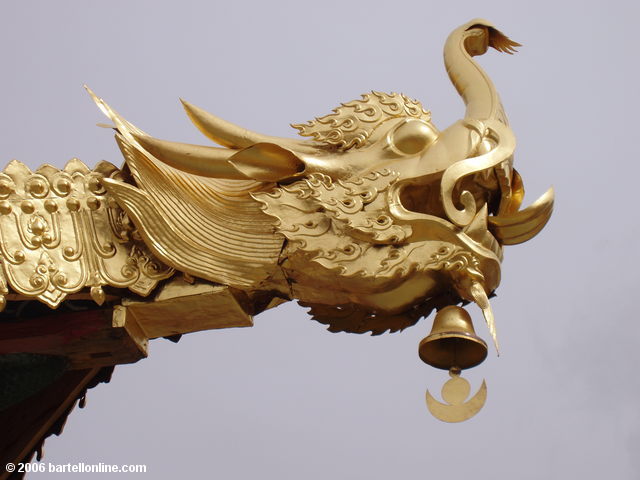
[5,462,147,474]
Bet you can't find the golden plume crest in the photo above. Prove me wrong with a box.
[486,27,522,54]
[292,91,431,150]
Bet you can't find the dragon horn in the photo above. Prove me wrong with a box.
[181,99,282,149]
[133,133,304,182]
[181,99,318,153]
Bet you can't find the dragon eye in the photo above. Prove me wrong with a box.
[388,119,438,155]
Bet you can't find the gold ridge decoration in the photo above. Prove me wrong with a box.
[292,91,431,150]
[0,159,174,308]
[85,18,553,350]
[0,19,557,424]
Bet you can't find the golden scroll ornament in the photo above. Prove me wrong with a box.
[0,160,173,309]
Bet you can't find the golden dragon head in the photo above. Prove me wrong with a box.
[90,19,553,348]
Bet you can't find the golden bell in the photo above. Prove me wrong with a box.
[418,306,487,370]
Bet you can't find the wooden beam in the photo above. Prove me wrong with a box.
[0,308,147,369]
[0,367,106,480]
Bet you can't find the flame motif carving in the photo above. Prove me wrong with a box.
[292,91,431,150]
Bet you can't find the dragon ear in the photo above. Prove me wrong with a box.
[228,143,305,182]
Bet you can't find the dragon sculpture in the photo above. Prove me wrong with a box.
[88,18,552,347]
[0,19,553,432]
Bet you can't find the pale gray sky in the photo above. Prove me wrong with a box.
[1,0,639,478]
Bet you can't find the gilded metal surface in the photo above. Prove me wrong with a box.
[121,276,253,339]
[418,306,488,370]
[0,160,173,308]
[426,368,487,423]
[87,18,552,344]
[0,19,554,423]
